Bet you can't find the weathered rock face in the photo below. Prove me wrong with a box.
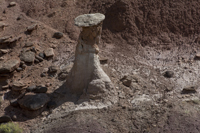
[67,13,115,100]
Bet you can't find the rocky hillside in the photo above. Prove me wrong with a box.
[0,0,200,133]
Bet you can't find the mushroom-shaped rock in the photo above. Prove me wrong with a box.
[67,13,116,101]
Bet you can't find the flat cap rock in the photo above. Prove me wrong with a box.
[75,13,105,27]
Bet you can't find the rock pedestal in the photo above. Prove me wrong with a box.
[67,13,115,100]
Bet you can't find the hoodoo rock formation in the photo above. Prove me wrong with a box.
[67,13,115,100]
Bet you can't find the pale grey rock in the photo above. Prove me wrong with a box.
[9,2,16,7]
[75,13,105,27]
[18,93,50,111]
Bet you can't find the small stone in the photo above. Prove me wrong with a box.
[35,55,43,62]
[0,115,12,123]
[39,52,45,59]
[24,42,34,47]
[0,57,4,60]
[21,64,26,69]
[46,83,51,87]
[195,53,200,60]
[58,73,67,80]
[49,65,59,73]
[182,86,197,94]
[33,86,48,93]
[26,85,37,92]
[100,58,108,64]
[17,15,22,20]
[11,115,17,121]
[16,67,23,72]
[34,58,40,63]
[0,59,20,74]
[9,2,16,7]
[44,48,54,57]
[42,68,49,73]
[20,51,35,63]
[0,36,11,43]
[1,85,9,90]
[163,71,174,78]
[31,47,37,53]
[40,73,46,77]
[0,49,9,54]
[27,24,38,32]
[50,44,57,49]
[20,61,25,65]
[53,32,63,39]
[10,99,19,107]
[120,75,132,87]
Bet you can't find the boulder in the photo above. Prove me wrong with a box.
[18,93,50,111]
[20,51,35,63]
[0,59,20,73]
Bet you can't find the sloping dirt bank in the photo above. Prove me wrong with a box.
[1,0,200,133]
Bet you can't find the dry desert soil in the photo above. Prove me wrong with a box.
[1,0,200,133]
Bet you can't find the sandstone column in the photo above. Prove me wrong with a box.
[67,13,114,100]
